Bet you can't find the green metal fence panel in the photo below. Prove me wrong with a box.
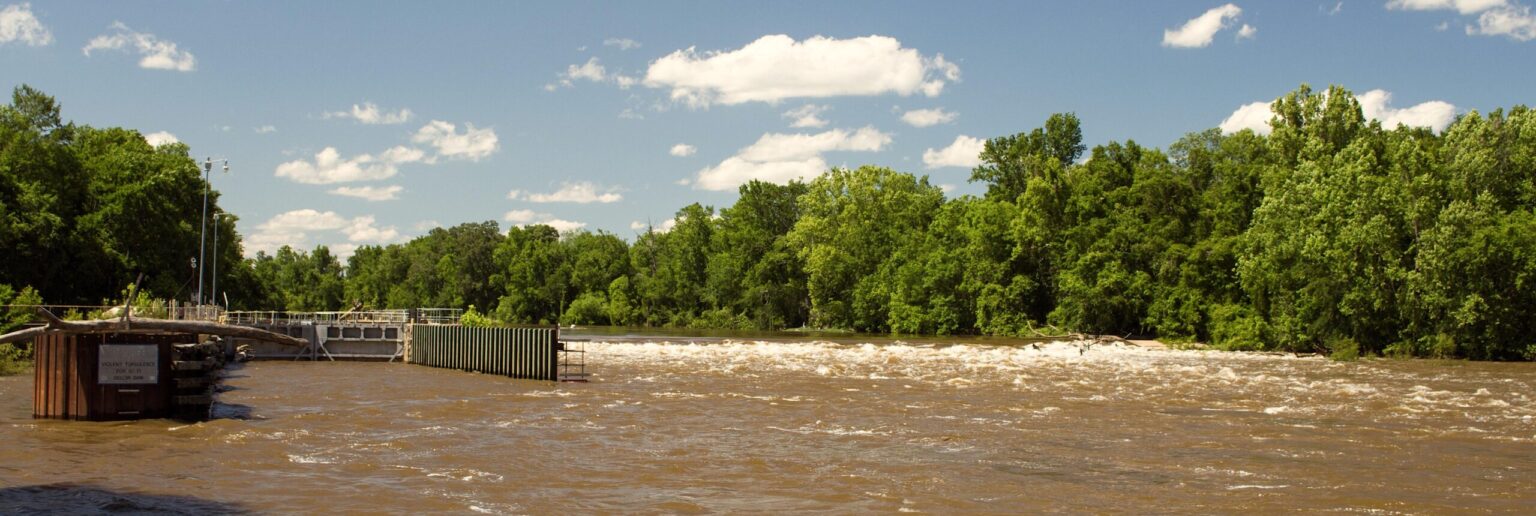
[406,325,557,381]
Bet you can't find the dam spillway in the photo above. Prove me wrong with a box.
[223,309,586,382]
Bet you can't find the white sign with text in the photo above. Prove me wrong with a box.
[99,345,158,384]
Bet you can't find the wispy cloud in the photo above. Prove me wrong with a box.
[508,181,623,203]
[1387,0,1536,41]
[328,185,404,201]
[323,102,412,125]
[0,3,52,46]
[604,37,641,50]
[275,146,424,184]
[83,21,195,71]
[670,143,697,157]
[783,104,831,128]
[901,108,958,127]
[1163,4,1247,48]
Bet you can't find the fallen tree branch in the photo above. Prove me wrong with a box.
[0,307,307,347]
[121,272,144,329]
[0,325,48,345]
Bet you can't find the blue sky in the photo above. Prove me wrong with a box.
[3,1,1532,258]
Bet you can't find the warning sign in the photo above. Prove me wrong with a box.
[99,345,158,384]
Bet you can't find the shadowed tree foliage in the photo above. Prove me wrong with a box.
[9,84,1535,361]
[1,85,239,306]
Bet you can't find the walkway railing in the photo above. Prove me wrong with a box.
[2,303,223,322]
[222,309,461,326]
[225,310,409,325]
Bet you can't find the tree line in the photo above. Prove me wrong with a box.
[4,84,1534,361]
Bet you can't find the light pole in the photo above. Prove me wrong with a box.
[196,157,228,306]
[211,213,226,308]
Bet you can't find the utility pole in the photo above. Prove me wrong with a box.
[196,157,228,306]
[211,213,223,308]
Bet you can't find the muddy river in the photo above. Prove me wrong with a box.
[2,339,1533,513]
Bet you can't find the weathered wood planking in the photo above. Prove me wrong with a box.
[33,333,188,420]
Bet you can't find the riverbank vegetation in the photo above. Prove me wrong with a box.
[3,85,1533,361]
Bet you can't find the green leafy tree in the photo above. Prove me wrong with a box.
[787,166,944,331]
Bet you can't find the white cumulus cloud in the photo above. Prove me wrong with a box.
[328,185,404,201]
[644,34,961,107]
[0,3,51,46]
[83,22,195,71]
[1219,89,1457,135]
[503,209,542,224]
[670,143,697,157]
[324,102,412,125]
[342,215,400,243]
[901,108,958,127]
[504,209,586,233]
[510,181,623,204]
[1356,89,1458,130]
[413,120,498,161]
[274,145,424,184]
[693,126,891,191]
[566,57,606,82]
[246,209,400,256]
[143,131,179,147]
[550,57,644,90]
[549,57,616,89]
[1218,101,1276,134]
[1387,0,1508,15]
[1163,4,1246,48]
[922,135,985,169]
[629,218,677,233]
[783,104,830,128]
[1388,0,1535,41]
[1470,3,1536,40]
[1237,24,1258,40]
[539,219,587,233]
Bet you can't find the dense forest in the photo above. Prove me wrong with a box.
[3,85,1534,361]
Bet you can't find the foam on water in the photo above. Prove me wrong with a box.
[3,339,1533,513]
[588,339,1536,443]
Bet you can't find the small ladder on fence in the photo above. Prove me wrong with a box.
[557,338,589,382]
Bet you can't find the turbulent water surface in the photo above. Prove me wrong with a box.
[2,339,1534,513]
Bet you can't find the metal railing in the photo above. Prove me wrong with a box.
[224,310,410,325]
[414,308,464,325]
[1,303,223,322]
[175,304,225,322]
[222,308,462,326]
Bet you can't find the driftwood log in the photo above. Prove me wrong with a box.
[0,307,307,347]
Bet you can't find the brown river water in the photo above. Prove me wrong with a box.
[2,338,1534,513]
